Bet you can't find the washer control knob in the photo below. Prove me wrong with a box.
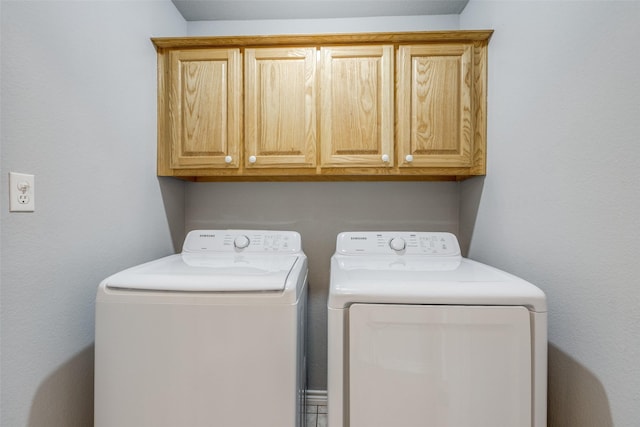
[234,235,250,249]
[248,155,257,164]
[389,237,406,252]
[224,155,233,164]
[381,154,390,163]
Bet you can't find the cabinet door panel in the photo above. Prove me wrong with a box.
[169,49,241,168]
[320,46,394,167]
[397,44,472,168]
[245,48,317,168]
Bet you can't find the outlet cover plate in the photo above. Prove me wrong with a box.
[9,172,35,212]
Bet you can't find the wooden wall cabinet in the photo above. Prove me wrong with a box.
[320,45,394,168]
[397,44,473,169]
[162,48,241,171]
[153,31,492,181]
[245,47,317,169]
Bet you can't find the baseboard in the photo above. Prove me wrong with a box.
[306,389,327,406]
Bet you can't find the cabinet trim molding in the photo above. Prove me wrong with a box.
[152,31,493,49]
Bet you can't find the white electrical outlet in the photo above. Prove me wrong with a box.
[9,172,35,212]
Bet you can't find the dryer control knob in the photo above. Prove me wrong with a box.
[389,237,406,252]
[234,235,250,249]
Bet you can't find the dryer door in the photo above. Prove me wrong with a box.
[348,304,532,427]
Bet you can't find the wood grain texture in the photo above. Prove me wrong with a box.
[245,48,316,168]
[397,44,472,168]
[152,30,493,49]
[168,48,241,168]
[470,40,488,175]
[320,45,394,167]
[154,30,492,180]
[157,50,172,176]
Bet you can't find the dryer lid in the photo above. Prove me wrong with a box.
[329,257,547,312]
[104,253,300,292]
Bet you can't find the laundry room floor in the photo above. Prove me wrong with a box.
[305,403,327,427]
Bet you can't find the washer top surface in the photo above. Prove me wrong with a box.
[329,232,546,312]
[103,230,305,292]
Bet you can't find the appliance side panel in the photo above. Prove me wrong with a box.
[532,311,548,427]
[327,307,347,427]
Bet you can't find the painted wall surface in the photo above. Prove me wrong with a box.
[187,14,460,35]
[185,14,463,391]
[459,1,640,426]
[186,182,460,389]
[0,1,186,426]
[5,2,637,426]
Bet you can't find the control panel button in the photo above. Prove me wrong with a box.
[389,237,406,252]
[233,235,250,249]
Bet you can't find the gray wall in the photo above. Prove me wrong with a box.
[0,2,185,426]
[460,1,640,426]
[186,13,460,35]
[3,1,639,427]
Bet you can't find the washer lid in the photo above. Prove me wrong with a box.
[104,253,300,292]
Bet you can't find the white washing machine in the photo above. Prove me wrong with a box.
[327,231,547,427]
[95,230,308,427]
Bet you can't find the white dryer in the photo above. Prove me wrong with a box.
[327,231,547,427]
[95,230,308,427]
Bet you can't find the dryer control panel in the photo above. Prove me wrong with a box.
[336,232,461,257]
[183,230,302,253]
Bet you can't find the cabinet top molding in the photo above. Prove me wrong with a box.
[151,30,493,50]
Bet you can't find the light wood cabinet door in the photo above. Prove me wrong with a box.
[320,45,394,168]
[397,44,473,168]
[167,48,241,169]
[245,48,317,168]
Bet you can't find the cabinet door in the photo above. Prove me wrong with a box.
[245,48,317,168]
[168,49,241,169]
[397,44,473,168]
[320,46,394,168]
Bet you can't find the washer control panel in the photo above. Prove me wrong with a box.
[336,231,461,257]
[183,230,301,253]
